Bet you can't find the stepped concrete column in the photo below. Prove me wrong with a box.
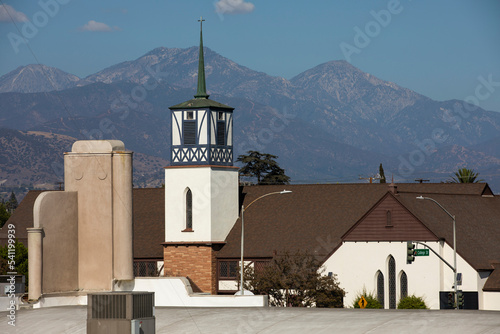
[112,151,134,280]
[27,227,43,301]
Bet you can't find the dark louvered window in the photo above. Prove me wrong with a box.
[186,189,192,230]
[377,271,385,308]
[400,271,408,299]
[183,121,196,145]
[217,121,225,146]
[389,256,396,309]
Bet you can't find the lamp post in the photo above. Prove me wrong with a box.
[238,189,292,295]
[416,196,457,309]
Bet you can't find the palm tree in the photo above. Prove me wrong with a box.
[449,168,483,183]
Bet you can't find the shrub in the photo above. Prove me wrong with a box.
[397,295,427,309]
[352,289,383,309]
[242,251,345,307]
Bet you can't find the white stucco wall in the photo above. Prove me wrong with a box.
[115,278,267,307]
[482,292,500,311]
[172,111,182,146]
[210,168,239,241]
[165,167,238,242]
[323,241,479,309]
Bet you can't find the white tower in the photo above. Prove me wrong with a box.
[163,18,239,293]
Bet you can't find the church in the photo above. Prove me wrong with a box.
[3,20,500,311]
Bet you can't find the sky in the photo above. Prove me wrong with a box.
[0,0,499,112]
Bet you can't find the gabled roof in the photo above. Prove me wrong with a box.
[132,188,164,259]
[0,190,44,246]
[483,263,500,291]
[397,192,500,271]
[343,192,438,242]
[217,183,500,273]
[217,184,391,259]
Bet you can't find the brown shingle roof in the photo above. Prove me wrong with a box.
[218,183,500,271]
[395,182,493,196]
[397,192,500,271]
[132,188,165,259]
[217,183,391,259]
[0,190,44,247]
[483,263,500,291]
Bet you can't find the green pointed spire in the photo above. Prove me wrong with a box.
[194,16,209,99]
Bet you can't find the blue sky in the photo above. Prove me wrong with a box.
[1,0,499,112]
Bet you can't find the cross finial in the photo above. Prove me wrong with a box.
[194,16,209,99]
[198,16,205,31]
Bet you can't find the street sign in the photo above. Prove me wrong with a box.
[414,249,429,256]
[358,296,367,309]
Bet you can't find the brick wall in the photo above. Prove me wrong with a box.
[163,244,220,294]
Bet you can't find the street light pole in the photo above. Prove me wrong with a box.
[416,196,458,309]
[240,203,245,295]
[239,190,292,295]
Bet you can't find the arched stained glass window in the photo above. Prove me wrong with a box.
[377,270,385,308]
[186,188,192,230]
[400,271,408,299]
[389,255,396,309]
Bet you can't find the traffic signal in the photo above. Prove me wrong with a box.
[407,241,415,264]
[457,291,464,308]
[447,291,455,308]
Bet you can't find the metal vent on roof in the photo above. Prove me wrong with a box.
[88,292,154,320]
[87,292,155,334]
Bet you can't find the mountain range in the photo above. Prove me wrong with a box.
[0,46,499,198]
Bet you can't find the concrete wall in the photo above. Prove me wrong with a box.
[62,140,133,291]
[323,241,478,309]
[114,278,267,307]
[33,191,78,294]
[29,140,134,300]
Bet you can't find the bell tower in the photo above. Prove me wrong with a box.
[169,17,234,166]
[163,17,239,293]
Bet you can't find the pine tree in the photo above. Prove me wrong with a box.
[379,163,386,183]
[237,151,290,185]
[6,192,18,213]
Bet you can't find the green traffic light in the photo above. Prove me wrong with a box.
[457,291,464,308]
[407,241,415,264]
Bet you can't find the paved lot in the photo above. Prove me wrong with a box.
[0,306,500,333]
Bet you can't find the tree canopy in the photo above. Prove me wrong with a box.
[237,151,290,185]
[379,163,386,183]
[0,240,28,285]
[6,192,18,213]
[240,251,344,307]
[449,168,483,183]
[0,202,10,228]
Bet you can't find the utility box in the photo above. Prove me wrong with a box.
[87,291,155,334]
[0,275,25,296]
